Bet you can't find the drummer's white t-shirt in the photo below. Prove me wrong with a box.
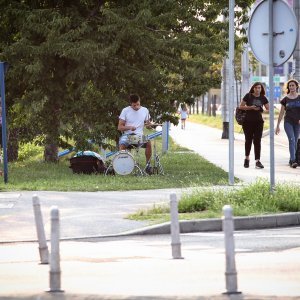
[119,106,150,135]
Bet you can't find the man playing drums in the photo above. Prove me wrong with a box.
[118,94,152,174]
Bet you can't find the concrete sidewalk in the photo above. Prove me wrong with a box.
[169,121,300,184]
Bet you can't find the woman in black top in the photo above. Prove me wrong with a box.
[275,79,300,168]
[239,82,269,169]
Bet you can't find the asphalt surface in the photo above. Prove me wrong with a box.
[1,120,300,299]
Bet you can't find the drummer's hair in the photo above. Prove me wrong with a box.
[129,94,140,103]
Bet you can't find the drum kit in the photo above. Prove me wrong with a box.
[105,125,164,176]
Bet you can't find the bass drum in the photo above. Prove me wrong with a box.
[112,151,135,175]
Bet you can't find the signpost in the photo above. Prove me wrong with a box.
[228,0,235,185]
[0,62,8,183]
[248,0,298,191]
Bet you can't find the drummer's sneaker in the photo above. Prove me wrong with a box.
[145,164,152,175]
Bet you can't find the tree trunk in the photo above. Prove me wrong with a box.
[44,142,58,162]
[7,128,19,162]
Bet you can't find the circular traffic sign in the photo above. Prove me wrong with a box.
[248,0,298,66]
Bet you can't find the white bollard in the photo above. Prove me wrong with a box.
[49,206,63,292]
[32,194,49,264]
[170,193,183,259]
[222,205,240,295]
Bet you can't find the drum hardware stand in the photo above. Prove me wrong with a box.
[148,137,164,175]
[131,143,147,176]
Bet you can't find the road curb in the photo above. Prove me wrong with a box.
[2,212,300,244]
[116,212,300,236]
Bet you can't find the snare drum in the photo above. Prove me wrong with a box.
[127,134,141,145]
[127,134,148,145]
[112,151,135,175]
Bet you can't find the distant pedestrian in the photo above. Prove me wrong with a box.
[275,79,300,168]
[178,103,189,130]
[239,82,269,169]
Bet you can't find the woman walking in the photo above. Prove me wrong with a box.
[179,103,189,130]
[239,82,269,169]
[275,79,300,168]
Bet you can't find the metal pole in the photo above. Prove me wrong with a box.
[221,57,229,139]
[228,0,235,185]
[269,0,275,191]
[293,0,300,81]
[162,121,169,154]
[0,62,8,183]
[222,205,240,295]
[241,44,250,97]
[32,194,49,264]
[49,206,63,292]
[170,193,183,259]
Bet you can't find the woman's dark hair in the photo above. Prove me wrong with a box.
[129,94,140,103]
[286,79,299,94]
[249,82,265,96]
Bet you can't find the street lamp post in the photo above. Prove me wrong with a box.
[228,0,235,185]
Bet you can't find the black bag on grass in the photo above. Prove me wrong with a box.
[69,151,106,174]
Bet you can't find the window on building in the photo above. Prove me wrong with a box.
[288,62,293,75]
[261,65,267,76]
[274,65,284,76]
[254,68,260,76]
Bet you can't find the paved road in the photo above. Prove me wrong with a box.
[1,228,300,299]
[0,189,192,242]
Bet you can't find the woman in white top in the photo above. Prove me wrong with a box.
[179,103,189,129]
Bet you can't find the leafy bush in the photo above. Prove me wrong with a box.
[18,142,43,161]
[128,180,300,221]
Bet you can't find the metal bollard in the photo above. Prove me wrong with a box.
[222,205,241,295]
[48,206,63,292]
[32,194,49,264]
[170,193,183,259]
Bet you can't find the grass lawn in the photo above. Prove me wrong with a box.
[0,137,231,191]
[188,112,272,132]
[128,180,300,223]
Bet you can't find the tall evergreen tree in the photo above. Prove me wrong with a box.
[0,0,253,161]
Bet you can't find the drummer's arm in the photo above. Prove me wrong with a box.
[118,119,136,132]
[145,119,152,129]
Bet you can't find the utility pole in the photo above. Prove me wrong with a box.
[221,12,229,140]
[228,0,235,185]
[241,13,250,97]
[221,57,229,139]
[293,0,300,81]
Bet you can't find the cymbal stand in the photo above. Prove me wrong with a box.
[151,137,164,175]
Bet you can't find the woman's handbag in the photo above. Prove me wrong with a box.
[235,107,246,125]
